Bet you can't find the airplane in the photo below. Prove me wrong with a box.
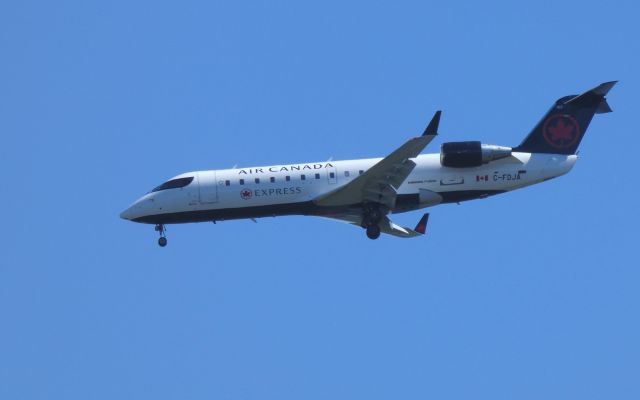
[121,81,616,247]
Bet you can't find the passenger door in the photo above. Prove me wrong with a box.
[198,171,219,204]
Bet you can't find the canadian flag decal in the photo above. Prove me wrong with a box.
[476,175,489,182]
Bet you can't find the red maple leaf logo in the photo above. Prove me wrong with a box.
[548,119,575,141]
[240,189,252,200]
[542,115,580,149]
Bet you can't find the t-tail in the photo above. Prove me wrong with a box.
[513,81,617,155]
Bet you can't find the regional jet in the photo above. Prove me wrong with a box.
[121,82,616,246]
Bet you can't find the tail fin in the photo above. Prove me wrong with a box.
[513,81,616,154]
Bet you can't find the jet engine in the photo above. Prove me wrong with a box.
[440,141,512,168]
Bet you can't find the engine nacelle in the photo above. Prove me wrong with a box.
[440,141,512,168]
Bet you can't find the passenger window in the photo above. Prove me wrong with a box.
[225,180,230,186]
[315,173,320,179]
[285,176,291,181]
[239,179,245,185]
[301,174,306,181]
[344,171,350,177]
[329,172,335,179]
[255,178,260,184]
[270,177,275,183]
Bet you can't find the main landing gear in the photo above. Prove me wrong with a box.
[366,224,381,240]
[362,203,383,240]
[155,224,167,247]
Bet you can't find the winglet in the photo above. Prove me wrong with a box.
[414,213,430,234]
[422,111,441,136]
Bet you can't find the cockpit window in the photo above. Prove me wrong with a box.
[151,176,194,192]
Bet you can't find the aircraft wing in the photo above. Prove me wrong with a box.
[322,213,430,238]
[314,111,441,209]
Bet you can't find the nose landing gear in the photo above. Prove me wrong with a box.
[155,224,167,247]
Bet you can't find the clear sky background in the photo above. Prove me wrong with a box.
[1,1,639,399]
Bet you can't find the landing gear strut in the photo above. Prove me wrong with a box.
[362,203,383,240]
[155,224,167,247]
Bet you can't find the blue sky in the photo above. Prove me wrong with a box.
[2,1,639,399]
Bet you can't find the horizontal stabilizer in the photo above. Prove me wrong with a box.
[591,81,617,96]
[566,81,617,110]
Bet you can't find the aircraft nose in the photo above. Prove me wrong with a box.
[120,206,135,220]
[120,197,147,221]
[120,195,157,222]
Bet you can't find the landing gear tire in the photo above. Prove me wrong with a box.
[366,224,381,240]
[155,224,167,247]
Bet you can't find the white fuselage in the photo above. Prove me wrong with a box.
[120,152,577,223]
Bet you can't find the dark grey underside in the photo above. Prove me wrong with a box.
[133,190,505,224]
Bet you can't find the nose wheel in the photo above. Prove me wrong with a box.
[155,224,167,247]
